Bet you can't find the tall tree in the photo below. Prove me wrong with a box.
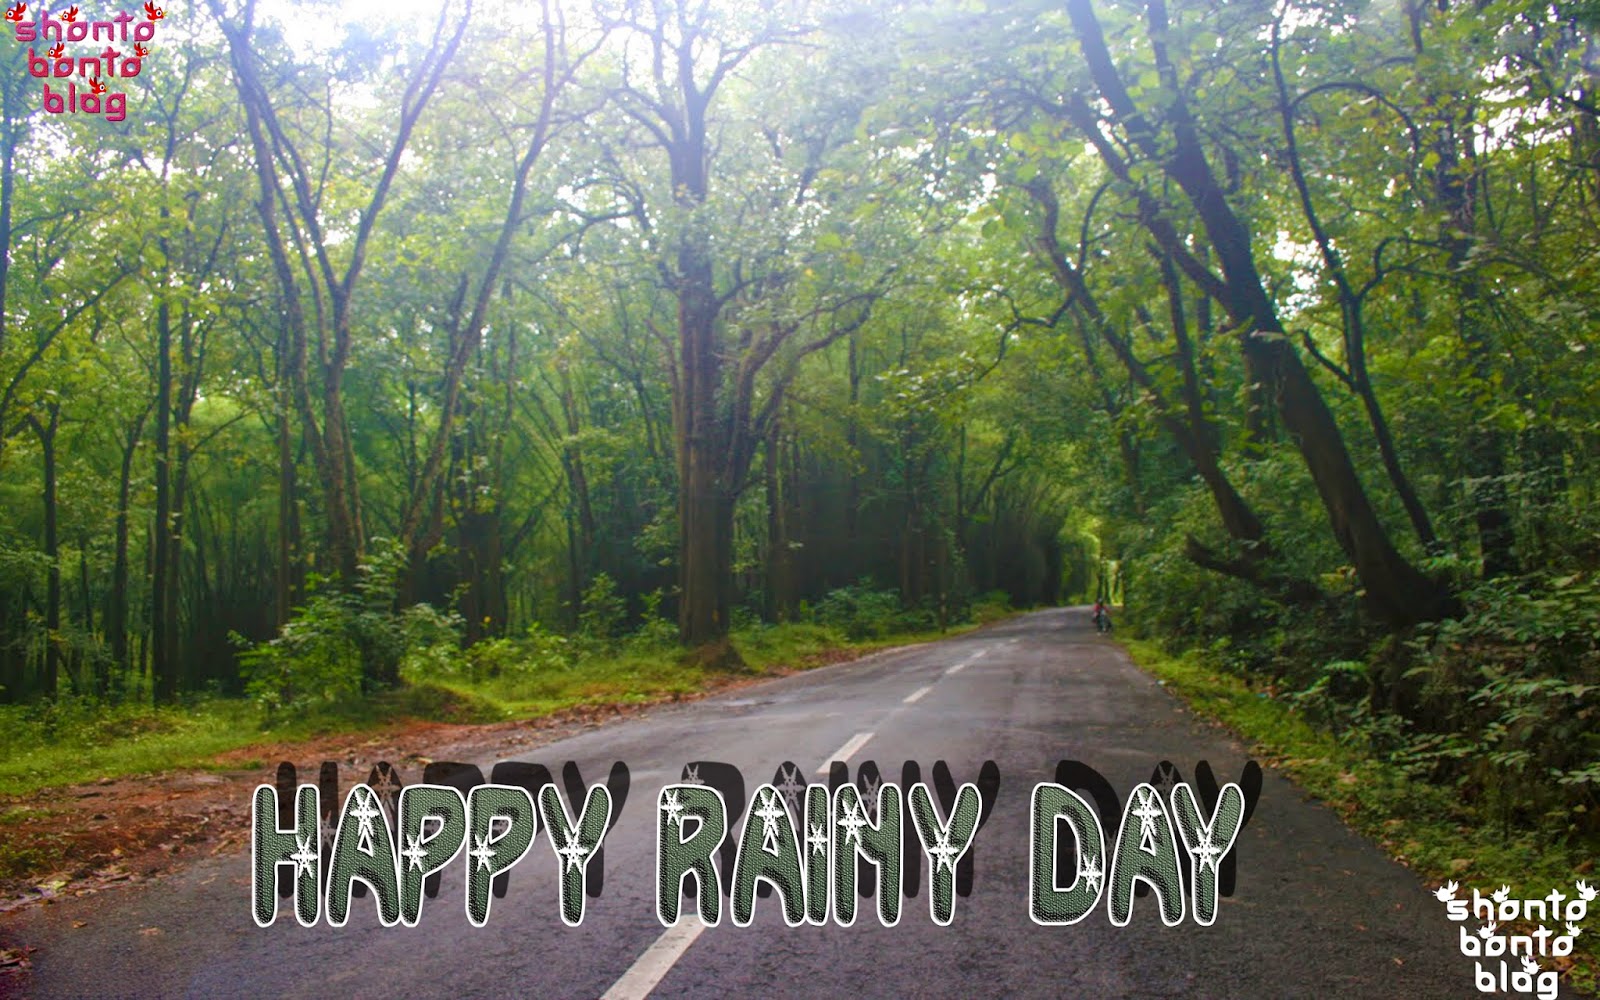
[595,0,890,648]
[1048,0,1456,625]
[210,0,470,596]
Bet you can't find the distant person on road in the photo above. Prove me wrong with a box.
[1092,600,1112,633]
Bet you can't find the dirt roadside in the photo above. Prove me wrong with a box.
[0,666,802,976]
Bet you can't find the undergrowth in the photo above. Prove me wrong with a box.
[0,584,1011,800]
[1125,638,1600,995]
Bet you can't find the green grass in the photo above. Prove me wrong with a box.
[0,834,65,883]
[0,687,499,799]
[0,618,993,801]
[0,697,282,798]
[1122,638,1600,994]
[414,620,957,720]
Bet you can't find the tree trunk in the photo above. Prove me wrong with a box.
[456,394,508,645]
[1029,181,1271,556]
[763,424,793,622]
[673,167,735,646]
[274,409,300,624]
[1407,1,1515,577]
[0,83,17,363]
[106,408,146,693]
[846,331,862,565]
[35,407,60,698]
[1066,0,1455,625]
[215,0,469,633]
[1440,175,1516,578]
[151,296,177,703]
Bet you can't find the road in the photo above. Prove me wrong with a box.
[1,608,1468,998]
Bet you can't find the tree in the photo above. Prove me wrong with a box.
[210,0,470,598]
[592,0,894,649]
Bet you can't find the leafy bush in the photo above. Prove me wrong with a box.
[627,589,679,650]
[478,625,572,676]
[577,573,627,650]
[1129,539,1369,690]
[1158,561,1600,834]
[1404,571,1600,827]
[970,590,1013,624]
[237,541,462,713]
[811,582,933,639]
[1285,659,1371,729]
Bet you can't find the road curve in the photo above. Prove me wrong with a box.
[1,608,1469,998]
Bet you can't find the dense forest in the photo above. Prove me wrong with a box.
[0,0,1597,831]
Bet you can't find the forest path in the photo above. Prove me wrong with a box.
[1,609,1469,998]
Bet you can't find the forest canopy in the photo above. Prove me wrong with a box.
[1,0,1598,828]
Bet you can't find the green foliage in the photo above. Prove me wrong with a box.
[449,625,574,681]
[1,0,1597,939]
[577,572,628,651]
[1284,660,1373,729]
[1403,572,1600,827]
[969,590,1015,624]
[1121,459,1371,689]
[811,581,938,639]
[628,589,680,651]
[1141,564,1600,836]
[0,685,505,800]
[238,543,462,713]
[1126,637,1600,993]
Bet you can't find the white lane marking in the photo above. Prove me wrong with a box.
[815,731,874,775]
[945,648,989,677]
[605,629,991,1000]
[601,920,705,1000]
[604,726,874,997]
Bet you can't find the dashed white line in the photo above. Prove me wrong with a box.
[945,648,989,677]
[605,727,878,997]
[816,730,874,775]
[601,920,705,1000]
[606,637,1008,998]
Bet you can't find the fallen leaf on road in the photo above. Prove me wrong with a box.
[0,946,36,968]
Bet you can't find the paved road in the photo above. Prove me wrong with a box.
[2,609,1469,998]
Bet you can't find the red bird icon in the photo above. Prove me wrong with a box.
[3,3,25,23]
[58,5,77,21]
[133,43,148,57]
[88,77,106,96]
[47,42,63,58]
[143,2,164,19]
